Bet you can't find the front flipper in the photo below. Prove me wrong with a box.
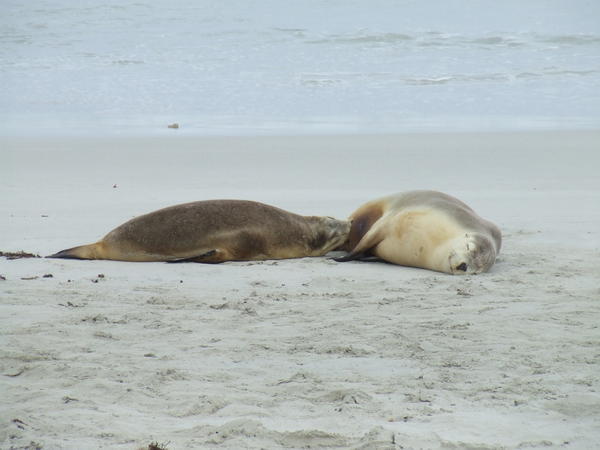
[334,254,384,263]
[334,252,369,262]
[166,249,225,264]
[333,217,388,263]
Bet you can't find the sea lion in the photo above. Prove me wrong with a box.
[47,200,350,263]
[335,190,501,274]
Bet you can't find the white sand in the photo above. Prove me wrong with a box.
[1,131,600,449]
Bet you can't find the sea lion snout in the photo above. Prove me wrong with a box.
[449,234,497,275]
[330,217,352,236]
[327,217,352,247]
[312,217,351,253]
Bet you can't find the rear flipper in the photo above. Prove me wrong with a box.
[166,249,226,264]
[46,243,100,260]
[333,218,387,263]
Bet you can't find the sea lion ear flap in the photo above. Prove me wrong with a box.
[333,222,386,263]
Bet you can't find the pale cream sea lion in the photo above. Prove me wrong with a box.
[335,190,501,274]
[47,200,350,263]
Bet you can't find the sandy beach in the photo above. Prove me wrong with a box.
[1,131,600,449]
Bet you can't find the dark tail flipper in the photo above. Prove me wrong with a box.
[46,243,99,260]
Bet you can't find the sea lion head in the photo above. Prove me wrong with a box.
[306,216,351,254]
[448,233,498,275]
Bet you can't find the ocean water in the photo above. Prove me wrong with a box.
[2,0,599,136]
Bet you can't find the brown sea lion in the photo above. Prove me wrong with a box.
[47,200,350,263]
[336,190,501,274]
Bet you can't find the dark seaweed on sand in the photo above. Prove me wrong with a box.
[147,442,170,450]
[0,251,41,259]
